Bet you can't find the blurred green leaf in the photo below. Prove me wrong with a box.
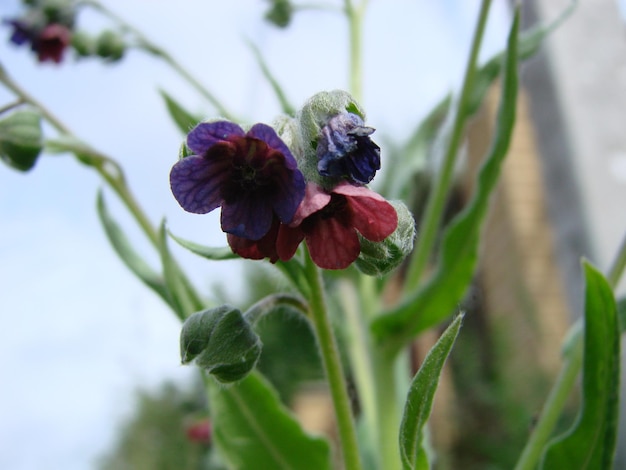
[45,135,105,167]
[208,371,331,469]
[616,296,626,333]
[399,314,463,470]
[0,108,42,171]
[160,90,203,135]
[247,40,295,115]
[467,0,577,116]
[372,9,519,349]
[168,231,238,261]
[97,191,172,306]
[540,262,619,469]
[380,0,576,203]
[158,222,204,318]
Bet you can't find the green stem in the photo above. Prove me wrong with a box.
[82,0,236,120]
[339,279,378,458]
[372,348,403,470]
[513,322,584,470]
[345,0,367,101]
[404,0,493,290]
[0,62,201,317]
[304,252,362,470]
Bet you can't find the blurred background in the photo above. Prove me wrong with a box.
[1,0,626,468]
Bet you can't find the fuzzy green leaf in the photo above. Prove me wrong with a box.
[159,90,202,135]
[372,10,520,347]
[540,262,620,469]
[247,40,295,116]
[168,231,238,261]
[400,314,463,469]
[96,191,171,305]
[208,371,331,470]
[158,222,204,318]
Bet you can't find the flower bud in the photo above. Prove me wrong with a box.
[95,30,125,62]
[355,200,416,276]
[296,90,366,189]
[180,305,262,383]
[70,30,94,57]
[0,108,43,172]
[264,0,293,28]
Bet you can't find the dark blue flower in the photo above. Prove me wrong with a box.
[316,113,381,185]
[170,121,306,241]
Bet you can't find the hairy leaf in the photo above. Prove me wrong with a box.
[160,90,203,135]
[208,371,331,470]
[96,191,171,306]
[540,262,620,469]
[400,314,463,469]
[168,231,238,261]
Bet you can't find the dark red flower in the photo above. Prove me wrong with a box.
[33,24,71,63]
[186,419,211,445]
[4,20,71,63]
[276,182,398,269]
[227,215,281,263]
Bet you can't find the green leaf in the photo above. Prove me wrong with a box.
[378,0,575,202]
[159,90,202,135]
[247,40,295,115]
[540,262,620,469]
[466,0,577,116]
[168,231,238,261]
[399,314,464,470]
[208,371,331,470]
[97,191,171,305]
[44,135,105,166]
[158,222,204,318]
[0,108,42,171]
[616,296,626,333]
[372,10,520,347]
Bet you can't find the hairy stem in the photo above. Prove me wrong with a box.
[305,253,363,470]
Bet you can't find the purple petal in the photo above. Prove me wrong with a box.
[247,123,298,170]
[272,168,305,224]
[170,155,229,214]
[221,194,274,240]
[187,121,245,155]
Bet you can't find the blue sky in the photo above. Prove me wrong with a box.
[0,1,510,468]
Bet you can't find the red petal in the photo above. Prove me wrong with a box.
[227,219,280,262]
[306,217,360,270]
[276,224,305,261]
[347,194,398,242]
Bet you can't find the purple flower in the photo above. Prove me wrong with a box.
[317,113,381,185]
[5,19,32,46]
[170,121,306,241]
[4,19,71,63]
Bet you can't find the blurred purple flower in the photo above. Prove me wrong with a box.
[4,19,71,63]
[317,113,381,185]
[170,121,305,241]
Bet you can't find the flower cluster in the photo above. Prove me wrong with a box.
[3,1,75,64]
[170,93,409,271]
